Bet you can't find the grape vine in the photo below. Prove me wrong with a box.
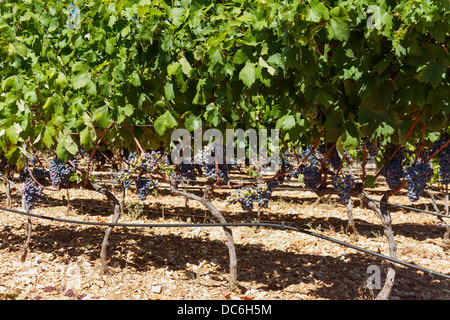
[0,0,448,300]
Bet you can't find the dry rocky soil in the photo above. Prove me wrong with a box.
[0,172,449,301]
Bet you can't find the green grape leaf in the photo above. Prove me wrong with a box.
[239,62,256,88]
[55,72,69,88]
[154,110,178,136]
[72,73,90,89]
[364,175,377,188]
[306,0,329,22]
[326,17,350,42]
[233,49,248,65]
[276,115,296,131]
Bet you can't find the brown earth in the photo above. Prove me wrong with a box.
[0,174,449,300]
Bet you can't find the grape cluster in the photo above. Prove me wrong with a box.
[300,147,320,167]
[178,160,197,184]
[142,150,162,171]
[303,165,321,190]
[275,156,294,182]
[49,158,76,188]
[362,138,379,158]
[116,169,133,189]
[318,143,342,170]
[287,167,301,180]
[431,133,450,185]
[32,168,50,184]
[227,187,258,213]
[224,145,239,170]
[256,180,279,208]
[22,180,44,210]
[404,163,433,202]
[328,148,342,170]
[77,149,90,166]
[380,143,405,190]
[439,159,450,185]
[194,143,229,182]
[332,174,354,205]
[78,148,110,168]
[228,157,239,170]
[278,156,292,172]
[129,150,162,173]
[135,177,158,201]
[227,180,279,213]
[93,148,113,167]
[116,150,162,189]
[20,167,50,184]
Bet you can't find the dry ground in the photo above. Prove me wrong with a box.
[0,173,449,300]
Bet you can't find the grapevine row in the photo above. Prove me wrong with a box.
[9,134,449,217]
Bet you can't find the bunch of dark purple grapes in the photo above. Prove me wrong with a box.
[20,167,50,185]
[431,133,450,185]
[135,177,159,201]
[178,159,197,185]
[22,180,44,210]
[49,158,76,188]
[380,143,405,190]
[404,163,433,202]
[332,174,354,205]
[256,180,279,208]
[227,187,258,213]
[194,143,229,183]
[318,143,342,170]
[362,137,379,159]
[303,165,321,190]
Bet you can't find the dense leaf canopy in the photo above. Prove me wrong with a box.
[0,0,449,163]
